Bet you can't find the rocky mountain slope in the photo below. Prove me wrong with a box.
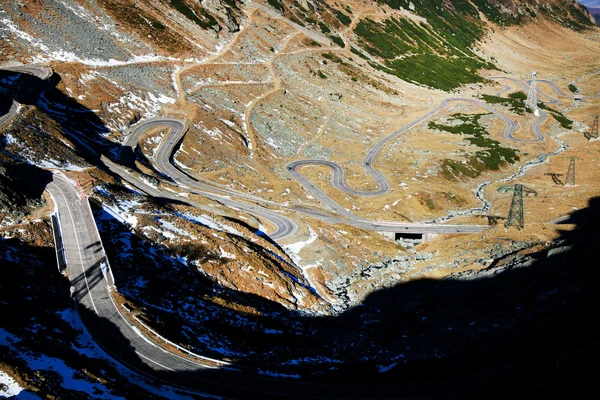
[1,0,599,397]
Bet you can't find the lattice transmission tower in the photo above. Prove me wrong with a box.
[563,156,583,186]
[497,184,538,229]
[585,115,598,141]
[526,71,539,116]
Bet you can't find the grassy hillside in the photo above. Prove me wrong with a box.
[271,0,594,91]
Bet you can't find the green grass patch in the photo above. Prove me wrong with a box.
[329,34,345,48]
[353,8,497,90]
[429,113,520,180]
[266,0,284,12]
[334,10,352,25]
[350,46,369,60]
[318,21,331,34]
[538,103,573,129]
[317,70,327,79]
[508,91,526,101]
[381,53,487,91]
[321,52,346,65]
[480,92,528,115]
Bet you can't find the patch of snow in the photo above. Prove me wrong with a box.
[283,227,317,261]
[4,134,17,144]
[100,203,139,228]
[174,158,192,171]
[0,371,24,398]
[219,248,237,259]
[178,212,243,236]
[24,353,116,396]
[378,362,398,373]
[257,370,301,379]
[158,219,195,239]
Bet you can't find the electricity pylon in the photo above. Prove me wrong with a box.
[562,156,583,186]
[497,184,538,229]
[586,115,598,140]
[526,71,539,116]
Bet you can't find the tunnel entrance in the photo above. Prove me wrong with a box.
[380,231,438,243]
[394,232,424,240]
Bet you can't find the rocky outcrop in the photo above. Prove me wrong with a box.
[202,0,241,32]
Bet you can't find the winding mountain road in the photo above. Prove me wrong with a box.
[130,80,565,236]
[126,117,491,235]
[534,79,570,98]
[487,76,561,104]
[0,64,52,127]
[286,96,544,222]
[49,173,426,399]
[0,64,53,80]
[121,118,297,240]
[1,62,575,396]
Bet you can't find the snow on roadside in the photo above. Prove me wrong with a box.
[377,362,398,373]
[99,200,139,228]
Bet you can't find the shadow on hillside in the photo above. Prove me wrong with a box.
[0,71,252,218]
[0,237,70,322]
[88,199,297,315]
[0,70,154,173]
[1,69,118,163]
[1,119,53,211]
[54,196,600,398]
[3,70,598,397]
[0,95,11,116]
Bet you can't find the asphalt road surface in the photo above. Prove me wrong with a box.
[0,64,52,127]
[287,96,542,222]
[47,173,455,399]
[0,64,53,80]
[129,118,489,235]
[122,118,298,240]
[487,76,561,104]
[17,66,555,397]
